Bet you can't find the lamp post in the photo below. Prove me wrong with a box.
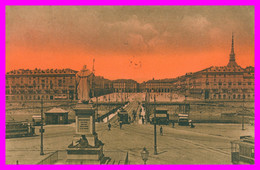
[40,98,44,155]
[141,147,149,164]
[154,94,157,155]
[107,94,110,122]
[242,97,245,130]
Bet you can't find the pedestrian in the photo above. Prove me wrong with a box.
[120,121,123,129]
[190,122,195,128]
[108,122,111,131]
[142,117,145,124]
[160,126,163,136]
[172,122,175,128]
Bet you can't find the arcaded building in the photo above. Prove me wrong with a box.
[6,68,77,101]
[174,35,255,100]
[112,79,138,92]
[140,34,254,101]
[141,79,174,93]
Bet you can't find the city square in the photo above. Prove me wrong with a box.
[5,6,254,165]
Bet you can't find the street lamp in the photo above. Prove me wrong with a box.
[40,98,44,155]
[140,147,149,164]
[153,94,157,155]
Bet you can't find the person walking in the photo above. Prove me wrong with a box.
[142,117,145,124]
[160,126,163,136]
[108,122,111,131]
[119,121,123,129]
[172,121,175,128]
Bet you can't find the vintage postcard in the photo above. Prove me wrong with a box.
[5,6,254,164]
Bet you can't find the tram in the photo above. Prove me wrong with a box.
[32,115,42,126]
[230,136,254,164]
[6,121,35,138]
[150,109,169,125]
[118,108,129,124]
[177,113,189,126]
[177,103,190,126]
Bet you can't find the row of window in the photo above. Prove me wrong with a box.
[6,94,74,100]
[212,94,254,100]
[206,82,253,86]
[6,79,75,86]
[205,73,252,78]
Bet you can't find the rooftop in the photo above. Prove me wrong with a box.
[6,68,78,75]
[45,107,69,114]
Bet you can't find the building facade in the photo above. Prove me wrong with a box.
[5,35,254,101]
[173,34,254,100]
[140,79,174,93]
[6,68,77,101]
[112,79,138,92]
[140,34,254,101]
[94,76,113,96]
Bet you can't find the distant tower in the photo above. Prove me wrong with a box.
[92,58,95,74]
[227,33,239,67]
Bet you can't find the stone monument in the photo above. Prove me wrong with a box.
[66,65,105,164]
[76,65,94,102]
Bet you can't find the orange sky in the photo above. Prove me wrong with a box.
[5,6,254,82]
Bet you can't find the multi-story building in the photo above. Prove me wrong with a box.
[140,34,254,101]
[6,68,77,101]
[5,35,254,101]
[94,76,113,96]
[140,79,174,93]
[112,79,138,92]
[173,34,254,100]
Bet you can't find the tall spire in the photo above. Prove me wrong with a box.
[231,32,235,55]
[227,32,238,67]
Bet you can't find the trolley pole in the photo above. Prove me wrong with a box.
[40,98,44,155]
[154,94,157,155]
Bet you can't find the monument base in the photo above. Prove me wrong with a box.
[66,146,104,164]
[72,134,99,147]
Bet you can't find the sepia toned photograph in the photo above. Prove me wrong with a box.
[5,6,254,164]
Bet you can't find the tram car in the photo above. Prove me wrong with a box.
[32,115,42,126]
[178,113,189,126]
[177,103,190,126]
[150,109,169,125]
[6,121,35,138]
[118,108,129,124]
[231,136,254,164]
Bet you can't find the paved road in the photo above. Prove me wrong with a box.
[6,121,254,164]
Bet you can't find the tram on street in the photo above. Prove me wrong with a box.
[6,121,35,138]
[150,109,169,125]
[177,113,189,126]
[230,136,254,164]
[32,115,42,126]
[118,108,129,124]
[177,103,190,126]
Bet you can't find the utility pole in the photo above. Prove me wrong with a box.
[145,91,149,124]
[153,94,157,155]
[96,96,98,119]
[40,98,44,155]
[107,94,110,122]
[242,98,245,130]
